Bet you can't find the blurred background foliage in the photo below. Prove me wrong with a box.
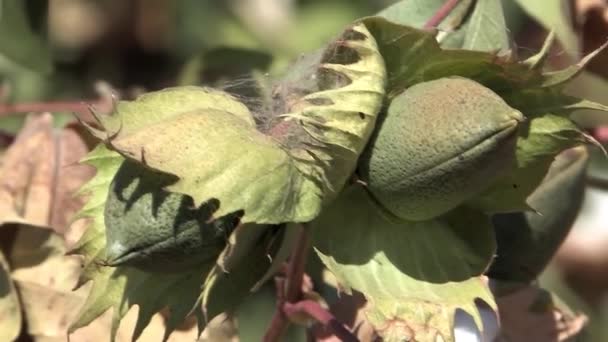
[0,0,608,341]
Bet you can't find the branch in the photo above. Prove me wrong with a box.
[0,101,95,117]
[284,300,359,342]
[424,0,461,29]
[263,224,311,342]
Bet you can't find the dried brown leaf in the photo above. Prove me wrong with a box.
[0,114,94,233]
[0,114,55,227]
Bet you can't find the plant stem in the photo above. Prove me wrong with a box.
[424,0,461,29]
[263,224,311,342]
[285,224,310,301]
[0,101,94,117]
[284,300,359,342]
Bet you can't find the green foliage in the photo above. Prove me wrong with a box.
[361,17,536,98]
[63,3,608,342]
[311,185,496,341]
[377,0,474,48]
[0,0,51,74]
[87,23,386,224]
[471,114,589,212]
[489,146,588,282]
[463,0,510,53]
[70,145,273,341]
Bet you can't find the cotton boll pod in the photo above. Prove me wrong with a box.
[487,146,588,283]
[359,77,524,221]
[104,160,241,272]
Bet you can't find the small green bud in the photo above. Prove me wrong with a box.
[359,77,524,221]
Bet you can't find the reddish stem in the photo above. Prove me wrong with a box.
[424,0,461,29]
[263,224,311,342]
[284,300,359,342]
[0,101,95,117]
[285,224,311,301]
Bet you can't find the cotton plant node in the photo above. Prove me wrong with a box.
[67,10,608,342]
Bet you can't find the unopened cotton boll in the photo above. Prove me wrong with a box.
[359,77,524,221]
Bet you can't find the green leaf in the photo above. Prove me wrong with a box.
[311,185,496,341]
[470,114,589,213]
[90,22,386,224]
[362,17,537,98]
[0,249,20,342]
[463,0,511,54]
[514,0,579,58]
[488,146,588,282]
[85,86,256,137]
[377,0,474,34]
[538,41,608,89]
[0,0,52,74]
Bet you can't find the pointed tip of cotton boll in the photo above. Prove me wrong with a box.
[104,240,129,265]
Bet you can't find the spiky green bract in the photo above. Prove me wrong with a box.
[70,145,276,341]
[488,146,588,283]
[360,77,523,221]
[86,23,386,226]
[311,185,496,342]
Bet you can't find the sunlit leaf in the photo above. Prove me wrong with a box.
[89,23,386,224]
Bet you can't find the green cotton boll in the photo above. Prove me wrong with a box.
[104,160,240,272]
[359,77,524,221]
